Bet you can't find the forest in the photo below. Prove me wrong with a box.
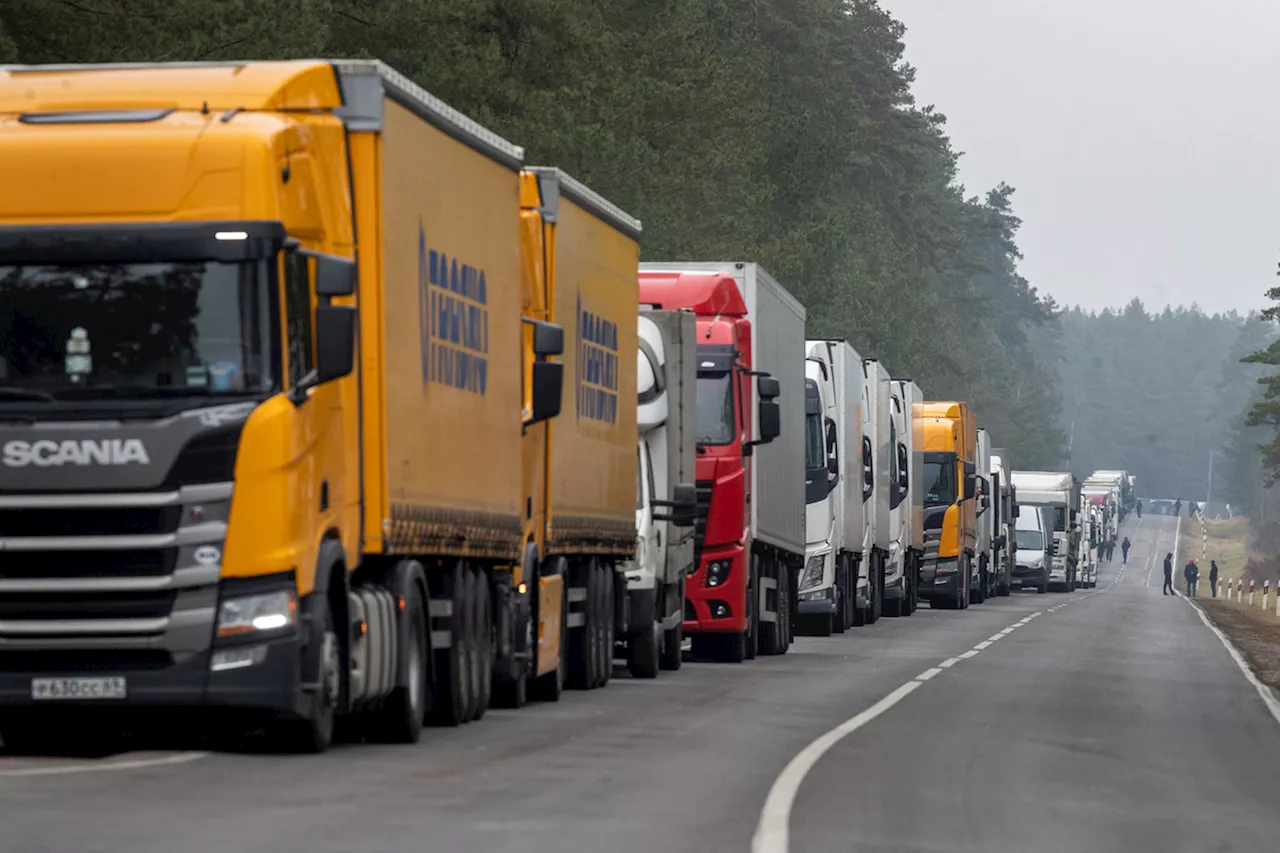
[0,0,1065,466]
[1050,300,1274,503]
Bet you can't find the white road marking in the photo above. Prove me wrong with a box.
[0,751,209,778]
[753,607,1044,853]
[751,682,921,853]
[973,641,993,650]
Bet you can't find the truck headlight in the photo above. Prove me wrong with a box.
[800,554,827,591]
[705,560,730,588]
[217,589,297,639]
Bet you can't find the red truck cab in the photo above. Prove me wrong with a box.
[637,271,782,661]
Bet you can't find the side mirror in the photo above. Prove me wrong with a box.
[315,304,356,384]
[758,401,781,443]
[528,361,563,425]
[963,474,976,500]
[530,319,564,356]
[897,444,909,489]
[758,374,780,401]
[1015,505,1021,518]
[653,482,697,528]
[827,455,839,477]
[981,494,990,511]
[309,251,357,297]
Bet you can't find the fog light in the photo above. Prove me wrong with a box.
[211,645,267,672]
[705,560,730,588]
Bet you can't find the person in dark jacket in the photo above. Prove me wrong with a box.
[1184,558,1198,597]
[1162,553,1174,595]
[1174,499,1182,516]
[1209,560,1220,597]
[1136,499,1143,518]
[1121,536,1131,564]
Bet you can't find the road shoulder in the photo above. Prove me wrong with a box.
[1200,598,1280,694]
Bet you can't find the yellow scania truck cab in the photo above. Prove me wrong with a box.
[0,60,638,753]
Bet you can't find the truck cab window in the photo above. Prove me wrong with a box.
[283,250,314,387]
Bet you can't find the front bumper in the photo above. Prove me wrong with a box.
[920,557,961,598]
[684,547,747,633]
[1013,564,1048,585]
[0,632,306,715]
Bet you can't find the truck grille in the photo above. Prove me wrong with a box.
[692,480,713,567]
[0,483,230,652]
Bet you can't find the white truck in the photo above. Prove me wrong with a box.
[798,340,865,635]
[1077,498,1100,589]
[885,379,923,616]
[857,359,892,625]
[973,428,994,603]
[626,310,699,676]
[1009,471,1082,592]
[1013,503,1051,594]
[990,448,1016,597]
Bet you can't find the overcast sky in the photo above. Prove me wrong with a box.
[881,0,1280,316]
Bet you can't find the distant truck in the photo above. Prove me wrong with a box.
[1090,469,1135,518]
[918,402,978,609]
[638,263,806,661]
[626,311,699,676]
[799,340,864,635]
[989,448,1016,597]
[0,60,641,752]
[1010,471,1082,592]
[973,428,994,603]
[858,360,893,624]
[885,379,924,616]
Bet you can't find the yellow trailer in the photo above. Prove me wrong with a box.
[0,58,638,752]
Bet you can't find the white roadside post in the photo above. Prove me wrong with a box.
[1265,580,1271,612]
[1249,579,1255,606]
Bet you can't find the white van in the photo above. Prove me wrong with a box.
[1012,504,1051,594]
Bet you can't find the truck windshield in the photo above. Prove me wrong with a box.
[805,412,825,470]
[923,459,957,506]
[0,260,277,400]
[696,372,735,445]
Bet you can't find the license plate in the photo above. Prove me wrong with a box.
[31,677,127,701]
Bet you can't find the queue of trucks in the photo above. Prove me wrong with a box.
[0,58,1135,754]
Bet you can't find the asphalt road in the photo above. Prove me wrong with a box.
[3,514,1278,853]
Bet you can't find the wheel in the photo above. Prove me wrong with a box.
[429,562,474,725]
[715,629,747,662]
[593,562,612,688]
[567,560,599,690]
[369,584,427,743]
[1037,579,1048,594]
[660,617,683,671]
[777,570,792,655]
[491,577,528,709]
[472,568,492,720]
[867,562,882,624]
[268,600,339,752]
[601,565,615,686]
[627,619,661,678]
[745,555,760,660]
[832,571,847,634]
[759,561,786,655]
[530,575,567,702]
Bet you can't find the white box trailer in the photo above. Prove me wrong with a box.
[798,339,865,635]
[990,448,1016,596]
[885,378,924,616]
[858,359,892,624]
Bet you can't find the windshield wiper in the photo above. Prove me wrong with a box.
[53,384,219,400]
[0,387,56,402]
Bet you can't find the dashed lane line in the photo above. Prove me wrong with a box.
[0,751,209,778]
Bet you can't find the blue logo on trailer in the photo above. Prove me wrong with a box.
[418,221,489,395]
[576,293,619,424]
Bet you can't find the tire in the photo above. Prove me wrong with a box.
[884,593,902,618]
[369,584,427,744]
[777,571,792,655]
[567,560,598,690]
[429,563,474,725]
[268,601,339,752]
[600,564,615,687]
[867,562,882,624]
[715,628,747,663]
[759,561,785,655]
[627,620,661,679]
[745,555,760,660]
[472,568,492,721]
[660,618,683,671]
[1037,579,1048,594]
[530,576,567,702]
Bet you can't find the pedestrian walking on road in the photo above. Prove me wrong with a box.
[1121,536,1131,564]
[1184,558,1198,598]
[1174,499,1182,516]
[1136,499,1143,518]
[1209,560,1219,597]
[1163,553,1174,595]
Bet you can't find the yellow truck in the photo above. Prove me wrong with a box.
[917,401,978,609]
[0,59,638,752]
